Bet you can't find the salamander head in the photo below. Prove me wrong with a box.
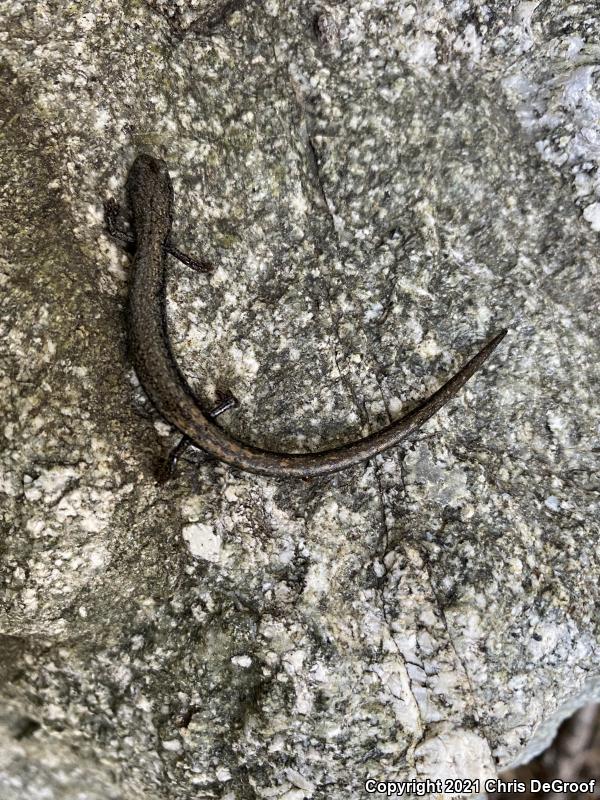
[127,154,173,224]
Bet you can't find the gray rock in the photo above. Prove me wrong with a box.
[1,1,599,798]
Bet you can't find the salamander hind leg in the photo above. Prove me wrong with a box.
[155,391,239,482]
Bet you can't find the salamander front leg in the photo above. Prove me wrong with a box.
[156,391,239,482]
[165,239,214,274]
[104,198,213,273]
[104,199,133,248]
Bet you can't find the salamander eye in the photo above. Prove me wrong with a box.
[131,154,167,181]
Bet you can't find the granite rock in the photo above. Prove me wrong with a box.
[1,1,599,798]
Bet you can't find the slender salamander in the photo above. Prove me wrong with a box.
[122,153,506,478]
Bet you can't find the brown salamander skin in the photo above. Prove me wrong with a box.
[125,153,506,478]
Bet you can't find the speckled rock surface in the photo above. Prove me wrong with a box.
[1,1,599,798]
